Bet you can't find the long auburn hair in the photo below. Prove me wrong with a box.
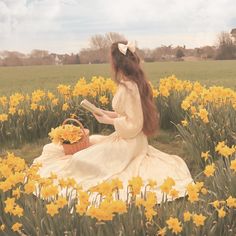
[110,41,159,137]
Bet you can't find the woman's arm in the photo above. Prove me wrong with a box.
[97,108,118,118]
[101,110,118,118]
[93,112,115,125]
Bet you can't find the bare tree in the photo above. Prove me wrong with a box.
[89,35,108,50]
[105,32,126,44]
[215,31,236,59]
[80,32,127,63]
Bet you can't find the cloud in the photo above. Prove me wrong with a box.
[0,0,235,53]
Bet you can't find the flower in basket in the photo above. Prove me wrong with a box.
[48,124,83,144]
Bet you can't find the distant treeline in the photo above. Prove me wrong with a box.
[1,31,236,66]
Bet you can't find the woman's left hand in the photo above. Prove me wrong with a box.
[93,112,114,125]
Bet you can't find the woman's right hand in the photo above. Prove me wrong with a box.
[97,107,106,114]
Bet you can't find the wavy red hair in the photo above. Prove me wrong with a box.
[110,41,159,137]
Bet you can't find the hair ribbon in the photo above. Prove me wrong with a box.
[118,41,136,55]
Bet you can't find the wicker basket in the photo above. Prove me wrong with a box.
[62,118,90,155]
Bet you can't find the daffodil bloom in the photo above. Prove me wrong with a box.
[188,190,199,203]
[46,203,59,216]
[111,178,123,190]
[51,98,59,105]
[215,141,235,158]
[24,181,36,194]
[226,196,236,208]
[230,160,236,172]
[0,96,7,106]
[99,95,109,105]
[210,200,220,209]
[0,224,6,231]
[135,197,145,207]
[201,151,210,161]
[30,103,38,111]
[217,207,226,218]
[4,197,16,214]
[0,113,8,122]
[12,205,24,217]
[56,197,68,209]
[41,185,59,198]
[192,213,206,227]
[62,103,69,111]
[76,203,87,215]
[204,163,215,177]
[109,200,127,214]
[145,207,157,221]
[195,181,204,191]
[11,222,22,232]
[183,211,192,222]
[147,179,157,188]
[197,108,209,123]
[157,227,166,236]
[181,119,188,126]
[166,217,183,234]
[57,84,71,96]
[201,187,208,195]
[169,189,179,199]
[128,176,143,195]
[181,100,191,110]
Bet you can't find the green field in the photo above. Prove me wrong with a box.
[0,60,236,95]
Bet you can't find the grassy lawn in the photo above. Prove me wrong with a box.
[0,60,236,95]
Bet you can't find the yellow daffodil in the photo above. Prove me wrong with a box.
[192,213,206,227]
[183,211,192,222]
[11,222,22,232]
[166,217,183,234]
[0,113,8,122]
[226,196,236,208]
[201,151,210,161]
[181,119,188,126]
[204,163,215,177]
[99,95,109,105]
[46,203,59,216]
[0,224,6,231]
[217,207,226,218]
[157,227,166,236]
[230,160,236,172]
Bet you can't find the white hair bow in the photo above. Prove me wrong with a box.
[118,41,136,55]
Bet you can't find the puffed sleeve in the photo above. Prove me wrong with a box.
[113,81,144,139]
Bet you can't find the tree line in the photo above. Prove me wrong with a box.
[0,31,236,66]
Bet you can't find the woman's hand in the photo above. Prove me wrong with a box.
[96,107,106,114]
[93,112,114,125]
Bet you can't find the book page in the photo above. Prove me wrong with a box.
[80,99,103,116]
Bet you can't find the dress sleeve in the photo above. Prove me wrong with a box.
[113,82,144,139]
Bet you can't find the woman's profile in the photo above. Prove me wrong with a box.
[33,40,193,201]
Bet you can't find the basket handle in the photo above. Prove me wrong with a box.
[62,118,87,137]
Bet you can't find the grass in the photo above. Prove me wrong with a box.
[0,60,236,95]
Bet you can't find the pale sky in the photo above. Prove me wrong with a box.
[0,0,236,54]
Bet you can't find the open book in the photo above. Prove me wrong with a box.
[80,99,104,116]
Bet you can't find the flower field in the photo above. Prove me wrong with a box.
[0,76,236,235]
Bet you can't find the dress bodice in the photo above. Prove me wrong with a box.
[112,80,139,116]
[111,80,145,139]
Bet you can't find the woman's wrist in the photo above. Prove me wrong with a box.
[107,117,115,125]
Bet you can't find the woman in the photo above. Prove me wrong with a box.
[33,41,193,201]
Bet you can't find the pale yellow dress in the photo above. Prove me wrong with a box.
[33,79,193,200]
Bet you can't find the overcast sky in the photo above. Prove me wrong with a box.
[0,0,236,54]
